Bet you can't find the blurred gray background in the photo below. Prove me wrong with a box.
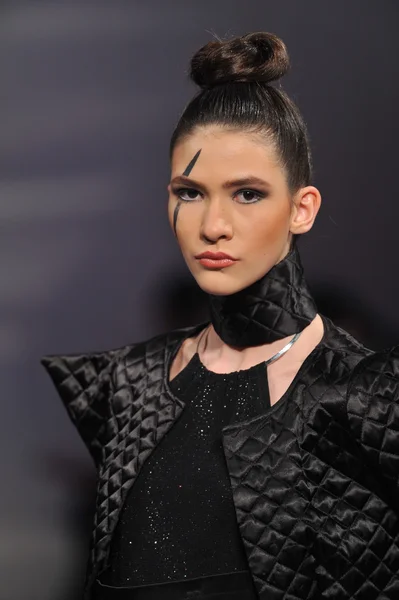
[2,1,399,598]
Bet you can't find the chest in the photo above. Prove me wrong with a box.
[267,359,306,406]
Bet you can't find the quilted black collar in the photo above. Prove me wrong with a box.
[208,244,317,347]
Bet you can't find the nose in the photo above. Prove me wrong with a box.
[200,198,233,243]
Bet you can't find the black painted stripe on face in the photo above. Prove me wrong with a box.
[173,201,181,236]
[173,149,201,236]
[182,149,202,176]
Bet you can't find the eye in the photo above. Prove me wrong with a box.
[173,187,202,202]
[235,189,265,204]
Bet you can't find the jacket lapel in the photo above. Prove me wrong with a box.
[86,324,206,591]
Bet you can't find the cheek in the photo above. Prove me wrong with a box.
[174,204,201,231]
[168,201,202,249]
[244,202,291,248]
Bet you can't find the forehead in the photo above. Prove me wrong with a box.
[171,127,281,180]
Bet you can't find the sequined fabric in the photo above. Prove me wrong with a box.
[41,316,399,599]
[101,352,270,586]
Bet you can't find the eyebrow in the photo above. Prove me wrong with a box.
[170,175,272,189]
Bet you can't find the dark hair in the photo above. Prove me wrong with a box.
[170,32,312,195]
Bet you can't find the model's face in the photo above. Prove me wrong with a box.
[168,126,311,295]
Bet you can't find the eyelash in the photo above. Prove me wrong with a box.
[172,187,266,204]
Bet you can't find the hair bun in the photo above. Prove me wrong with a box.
[190,32,290,89]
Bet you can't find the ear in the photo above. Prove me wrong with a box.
[289,186,322,235]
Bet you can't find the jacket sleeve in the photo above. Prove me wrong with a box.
[347,346,399,494]
[41,350,117,468]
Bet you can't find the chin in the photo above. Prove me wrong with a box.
[193,270,251,296]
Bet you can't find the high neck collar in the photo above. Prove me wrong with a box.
[208,245,317,347]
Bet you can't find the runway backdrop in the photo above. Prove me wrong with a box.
[2,1,399,598]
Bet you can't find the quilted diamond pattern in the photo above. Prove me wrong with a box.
[42,325,203,599]
[85,333,189,593]
[222,329,399,599]
[347,346,399,497]
[42,320,399,599]
[41,348,123,466]
[209,245,317,347]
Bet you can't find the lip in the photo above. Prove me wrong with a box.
[195,251,239,270]
[195,251,237,260]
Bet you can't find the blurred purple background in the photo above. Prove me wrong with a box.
[2,1,399,598]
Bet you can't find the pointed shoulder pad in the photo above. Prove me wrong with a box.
[41,347,124,466]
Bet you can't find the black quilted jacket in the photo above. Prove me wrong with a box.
[42,315,399,599]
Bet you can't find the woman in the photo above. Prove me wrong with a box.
[42,32,399,599]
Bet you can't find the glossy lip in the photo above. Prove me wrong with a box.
[195,251,238,261]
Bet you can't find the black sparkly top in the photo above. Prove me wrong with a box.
[105,351,270,586]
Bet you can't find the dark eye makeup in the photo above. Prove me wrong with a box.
[172,187,202,202]
[171,187,267,204]
[235,189,266,203]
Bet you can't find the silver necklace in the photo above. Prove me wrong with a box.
[264,331,302,366]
